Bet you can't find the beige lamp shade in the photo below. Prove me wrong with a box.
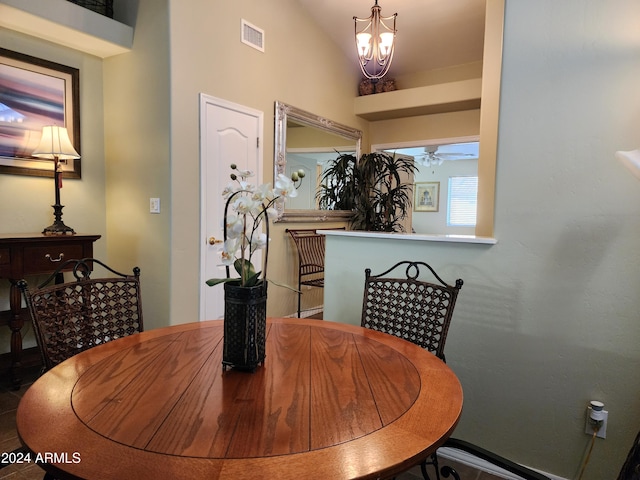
[615,149,640,180]
[32,126,80,160]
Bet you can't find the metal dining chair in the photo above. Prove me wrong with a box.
[11,258,143,479]
[433,424,640,480]
[433,439,552,480]
[618,429,640,480]
[361,260,462,479]
[19,257,144,372]
[360,261,552,480]
[286,229,328,318]
[361,260,463,362]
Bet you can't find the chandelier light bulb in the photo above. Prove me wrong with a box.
[357,32,372,57]
[379,32,394,55]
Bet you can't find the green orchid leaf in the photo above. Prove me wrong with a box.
[244,271,262,287]
[233,258,257,278]
[206,278,239,287]
[266,278,301,293]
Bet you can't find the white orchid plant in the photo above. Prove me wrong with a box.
[206,164,304,289]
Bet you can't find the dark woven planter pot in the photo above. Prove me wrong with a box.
[223,281,267,371]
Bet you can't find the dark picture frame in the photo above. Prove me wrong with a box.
[0,48,81,178]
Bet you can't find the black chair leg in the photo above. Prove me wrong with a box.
[421,452,461,480]
[421,453,439,480]
[420,459,434,480]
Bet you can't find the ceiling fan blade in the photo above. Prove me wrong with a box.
[436,152,475,157]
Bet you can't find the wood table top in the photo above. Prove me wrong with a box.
[17,318,463,480]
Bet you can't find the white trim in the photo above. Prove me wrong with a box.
[0,0,133,58]
[372,135,480,153]
[438,447,568,480]
[319,229,497,245]
[284,306,323,319]
[198,94,264,321]
[287,146,356,154]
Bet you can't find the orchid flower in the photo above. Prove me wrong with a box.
[274,174,298,199]
[225,214,244,239]
[232,196,258,216]
[220,238,240,265]
[250,233,268,254]
[252,183,275,203]
[265,207,278,221]
[222,183,237,200]
[206,164,305,288]
[232,165,254,179]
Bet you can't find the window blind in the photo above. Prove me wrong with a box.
[448,176,478,226]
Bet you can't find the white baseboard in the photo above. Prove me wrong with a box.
[284,306,322,318]
[438,447,567,480]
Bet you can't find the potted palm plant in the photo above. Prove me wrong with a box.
[318,152,417,232]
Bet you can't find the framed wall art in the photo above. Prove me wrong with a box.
[414,182,440,212]
[0,48,81,178]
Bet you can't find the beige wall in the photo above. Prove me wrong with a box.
[0,28,108,349]
[167,0,368,322]
[2,1,639,479]
[325,1,640,479]
[395,61,484,89]
[370,109,481,145]
[0,0,481,330]
[103,0,171,331]
[364,0,503,238]
[0,0,369,331]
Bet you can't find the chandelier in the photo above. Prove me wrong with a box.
[354,0,397,81]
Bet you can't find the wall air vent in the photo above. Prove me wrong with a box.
[241,19,265,52]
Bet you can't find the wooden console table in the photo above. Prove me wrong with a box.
[0,233,100,388]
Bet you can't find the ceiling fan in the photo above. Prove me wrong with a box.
[413,145,476,167]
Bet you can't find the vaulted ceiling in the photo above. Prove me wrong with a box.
[296,0,486,79]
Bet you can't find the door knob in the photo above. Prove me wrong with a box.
[208,237,223,245]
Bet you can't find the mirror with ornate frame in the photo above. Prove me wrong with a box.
[274,101,362,222]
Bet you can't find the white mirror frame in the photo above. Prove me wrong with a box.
[274,101,362,222]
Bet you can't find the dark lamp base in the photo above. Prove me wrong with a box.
[43,222,75,235]
[43,204,75,235]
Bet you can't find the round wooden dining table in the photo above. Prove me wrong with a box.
[17,317,463,480]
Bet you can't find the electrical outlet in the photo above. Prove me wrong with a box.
[150,197,161,214]
[585,405,608,439]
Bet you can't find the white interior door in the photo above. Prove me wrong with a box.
[285,155,315,209]
[199,94,263,320]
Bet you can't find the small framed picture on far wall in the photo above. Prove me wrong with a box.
[414,182,439,212]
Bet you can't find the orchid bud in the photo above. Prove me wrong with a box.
[297,169,306,178]
[230,173,237,180]
[290,171,300,182]
[230,163,237,170]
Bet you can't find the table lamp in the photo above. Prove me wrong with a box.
[32,125,80,235]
